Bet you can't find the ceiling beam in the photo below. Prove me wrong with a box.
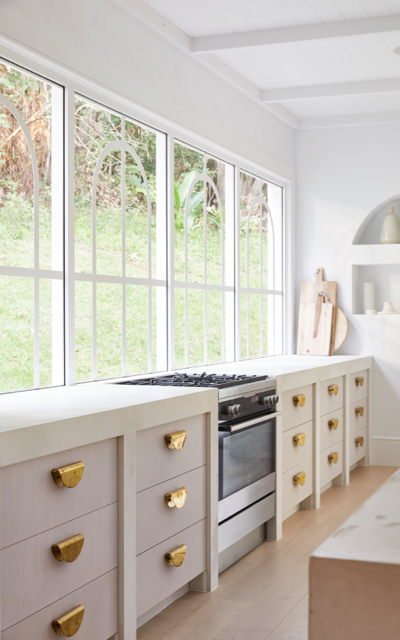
[192,14,400,53]
[262,78,400,103]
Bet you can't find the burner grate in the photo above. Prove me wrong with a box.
[119,372,268,389]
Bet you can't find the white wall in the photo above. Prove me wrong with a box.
[296,123,400,465]
[0,0,295,178]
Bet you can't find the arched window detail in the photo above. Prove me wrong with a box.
[74,100,167,382]
[0,62,64,393]
[239,171,283,360]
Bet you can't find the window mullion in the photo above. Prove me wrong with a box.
[121,126,126,377]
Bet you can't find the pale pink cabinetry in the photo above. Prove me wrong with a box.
[0,439,119,640]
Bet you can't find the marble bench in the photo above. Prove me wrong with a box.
[309,469,400,640]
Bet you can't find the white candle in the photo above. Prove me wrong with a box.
[363,282,375,313]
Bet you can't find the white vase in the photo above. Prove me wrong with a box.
[381,206,400,244]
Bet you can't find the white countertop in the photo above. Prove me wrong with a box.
[312,469,400,565]
[0,354,371,467]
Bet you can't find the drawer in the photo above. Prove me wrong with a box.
[350,427,368,466]
[1,503,118,630]
[137,519,206,618]
[137,466,206,555]
[136,414,207,492]
[2,568,118,640]
[320,441,343,488]
[349,399,368,434]
[0,439,117,549]
[282,384,313,432]
[283,420,313,473]
[320,376,344,416]
[348,369,368,404]
[320,408,344,452]
[282,457,313,515]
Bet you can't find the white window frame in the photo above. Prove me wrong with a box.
[0,38,293,390]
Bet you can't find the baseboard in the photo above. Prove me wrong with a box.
[372,437,400,466]
[283,503,300,521]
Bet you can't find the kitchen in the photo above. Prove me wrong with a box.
[0,1,400,639]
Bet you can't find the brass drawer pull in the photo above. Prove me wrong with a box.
[51,534,85,563]
[355,437,364,447]
[355,407,364,417]
[51,462,85,488]
[293,472,306,486]
[165,430,187,450]
[293,394,306,408]
[165,487,187,509]
[328,419,339,430]
[165,544,187,567]
[293,433,306,447]
[355,376,364,387]
[328,384,339,396]
[328,452,339,464]
[51,605,85,636]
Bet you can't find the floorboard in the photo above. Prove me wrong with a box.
[137,465,398,640]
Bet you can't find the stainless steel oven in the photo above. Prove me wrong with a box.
[219,413,276,523]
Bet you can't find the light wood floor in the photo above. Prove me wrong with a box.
[138,465,398,640]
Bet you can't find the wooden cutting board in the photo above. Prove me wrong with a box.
[303,298,333,356]
[297,268,337,355]
[334,308,348,352]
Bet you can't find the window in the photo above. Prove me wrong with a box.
[0,61,63,393]
[0,53,286,393]
[173,142,234,369]
[74,97,167,382]
[239,171,283,360]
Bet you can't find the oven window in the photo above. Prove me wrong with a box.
[219,420,275,501]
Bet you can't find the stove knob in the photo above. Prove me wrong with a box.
[234,404,242,416]
[258,396,269,406]
[222,404,241,417]
[272,395,279,405]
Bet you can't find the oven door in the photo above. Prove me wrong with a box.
[218,413,276,523]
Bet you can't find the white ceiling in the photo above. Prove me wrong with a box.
[118,0,400,127]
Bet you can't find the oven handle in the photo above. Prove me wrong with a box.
[224,412,280,433]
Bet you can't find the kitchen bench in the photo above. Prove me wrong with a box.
[309,468,400,640]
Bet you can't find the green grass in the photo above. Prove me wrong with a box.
[0,198,269,393]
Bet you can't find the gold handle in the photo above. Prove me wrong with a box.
[293,394,306,408]
[293,472,306,486]
[355,437,364,447]
[51,605,85,636]
[328,452,339,464]
[328,419,339,430]
[355,376,364,387]
[51,462,85,488]
[355,407,364,417]
[165,544,187,567]
[51,534,85,563]
[165,430,187,450]
[165,487,187,509]
[328,384,339,396]
[293,433,306,447]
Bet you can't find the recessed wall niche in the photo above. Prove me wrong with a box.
[352,264,400,315]
[353,196,400,245]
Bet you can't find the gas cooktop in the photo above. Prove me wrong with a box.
[118,372,269,389]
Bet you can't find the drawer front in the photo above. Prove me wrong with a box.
[320,376,344,416]
[136,415,207,492]
[282,385,313,432]
[350,427,368,466]
[320,441,343,488]
[349,399,368,435]
[137,519,206,618]
[1,503,118,630]
[282,457,313,515]
[2,569,118,640]
[348,370,368,404]
[0,439,118,550]
[320,408,344,452]
[137,466,206,555]
[283,420,313,474]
